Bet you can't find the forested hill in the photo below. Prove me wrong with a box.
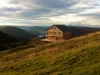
[0,31,18,44]
[0,30,20,50]
[0,26,37,41]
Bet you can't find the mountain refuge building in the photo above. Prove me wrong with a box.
[44,25,84,42]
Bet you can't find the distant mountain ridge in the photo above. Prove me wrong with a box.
[0,26,37,41]
[17,25,100,39]
[29,26,49,35]
[17,26,49,38]
[29,26,49,31]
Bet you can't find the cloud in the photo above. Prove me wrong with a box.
[0,0,100,26]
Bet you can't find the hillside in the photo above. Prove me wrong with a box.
[16,26,42,36]
[0,32,100,75]
[0,26,37,41]
[0,30,18,44]
[18,26,49,35]
[0,30,20,50]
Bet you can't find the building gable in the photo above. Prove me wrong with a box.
[46,25,69,32]
[46,25,63,32]
[54,25,69,32]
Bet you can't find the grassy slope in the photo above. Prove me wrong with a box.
[0,32,100,75]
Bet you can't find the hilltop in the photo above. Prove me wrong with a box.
[0,26,37,41]
[0,32,100,75]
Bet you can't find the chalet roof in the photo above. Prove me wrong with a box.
[54,25,70,32]
[69,28,84,36]
[46,25,69,32]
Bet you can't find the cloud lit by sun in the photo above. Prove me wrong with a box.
[0,0,8,7]
[0,0,16,8]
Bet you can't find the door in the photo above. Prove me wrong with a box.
[56,37,58,41]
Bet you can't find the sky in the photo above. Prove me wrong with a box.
[0,0,100,26]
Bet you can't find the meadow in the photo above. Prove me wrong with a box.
[0,32,100,75]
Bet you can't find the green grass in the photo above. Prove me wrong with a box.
[0,32,100,75]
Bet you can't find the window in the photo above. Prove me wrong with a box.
[58,32,60,35]
[56,37,58,41]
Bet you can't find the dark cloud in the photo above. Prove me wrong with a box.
[32,0,76,9]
